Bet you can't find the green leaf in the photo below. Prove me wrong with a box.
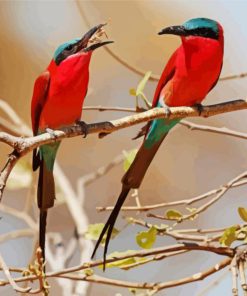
[129,88,137,96]
[238,207,247,222]
[123,149,138,172]
[136,226,157,249]
[165,209,182,220]
[7,159,32,190]
[219,226,238,246]
[136,71,152,96]
[100,250,149,270]
[85,223,119,244]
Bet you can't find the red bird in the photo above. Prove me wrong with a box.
[31,24,113,260]
[92,18,224,269]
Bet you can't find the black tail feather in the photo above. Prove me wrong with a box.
[37,159,55,266]
[92,134,168,270]
[32,149,41,171]
[91,186,130,270]
[39,210,47,262]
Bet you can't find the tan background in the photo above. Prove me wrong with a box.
[1,0,247,295]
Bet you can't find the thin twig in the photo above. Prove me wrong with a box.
[97,172,247,212]
[83,105,143,113]
[231,256,239,296]
[181,120,247,140]
[0,242,234,287]
[148,170,247,222]
[0,252,31,293]
[239,260,247,293]
[0,229,35,244]
[53,257,232,291]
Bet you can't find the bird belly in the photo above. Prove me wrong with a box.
[39,87,86,130]
[166,60,222,107]
[165,41,223,107]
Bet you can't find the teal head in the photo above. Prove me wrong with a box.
[158,18,223,40]
[53,24,113,65]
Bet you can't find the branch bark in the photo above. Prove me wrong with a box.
[2,99,247,153]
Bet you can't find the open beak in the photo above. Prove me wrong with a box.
[158,25,189,37]
[84,40,114,51]
[79,23,114,52]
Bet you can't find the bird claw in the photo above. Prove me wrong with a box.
[45,128,57,140]
[76,120,88,138]
[193,103,204,116]
[163,105,171,118]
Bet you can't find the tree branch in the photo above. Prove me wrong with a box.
[0,98,245,203]
[148,170,247,222]
[0,242,234,289]
[56,257,231,291]
[180,120,247,140]
[97,169,247,212]
[0,252,31,293]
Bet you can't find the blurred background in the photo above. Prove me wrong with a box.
[1,0,247,295]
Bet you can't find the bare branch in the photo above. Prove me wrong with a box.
[80,153,125,186]
[0,229,35,244]
[0,242,234,288]
[1,99,245,203]
[2,99,247,153]
[98,170,247,212]
[56,257,230,291]
[231,256,239,296]
[180,120,247,140]
[220,72,247,81]
[148,170,247,222]
[83,105,143,113]
[0,203,37,230]
[0,252,31,293]
[15,257,232,292]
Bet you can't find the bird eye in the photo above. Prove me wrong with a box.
[66,44,73,51]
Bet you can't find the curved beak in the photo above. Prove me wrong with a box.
[84,40,114,52]
[79,23,114,52]
[158,25,189,36]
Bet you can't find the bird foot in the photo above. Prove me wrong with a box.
[163,105,171,118]
[193,103,204,116]
[76,120,88,138]
[45,128,57,140]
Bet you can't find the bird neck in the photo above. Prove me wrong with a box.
[181,35,224,62]
[46,52,92,92]
[47,51,92,75]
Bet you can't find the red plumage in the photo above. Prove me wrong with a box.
[31,52,92,134]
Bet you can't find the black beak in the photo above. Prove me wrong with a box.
[158,25,189,36]
[79,23,113,52]
[80,24,105,46]
[84,40,114,52]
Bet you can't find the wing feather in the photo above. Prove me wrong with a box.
[31,71,50,171]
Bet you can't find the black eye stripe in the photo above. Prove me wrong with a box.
[66,44,73,51]
[189,27,218,39]
[55,44,78,65]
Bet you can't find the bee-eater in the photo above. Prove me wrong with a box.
[31,24,113,260]
[92,18,224,268]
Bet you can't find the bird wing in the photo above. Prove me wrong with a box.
[133,49,178,140]
[31,71,50,171]
[152,48,178,108]
[209,62,223,92]
[31,71,50,136]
